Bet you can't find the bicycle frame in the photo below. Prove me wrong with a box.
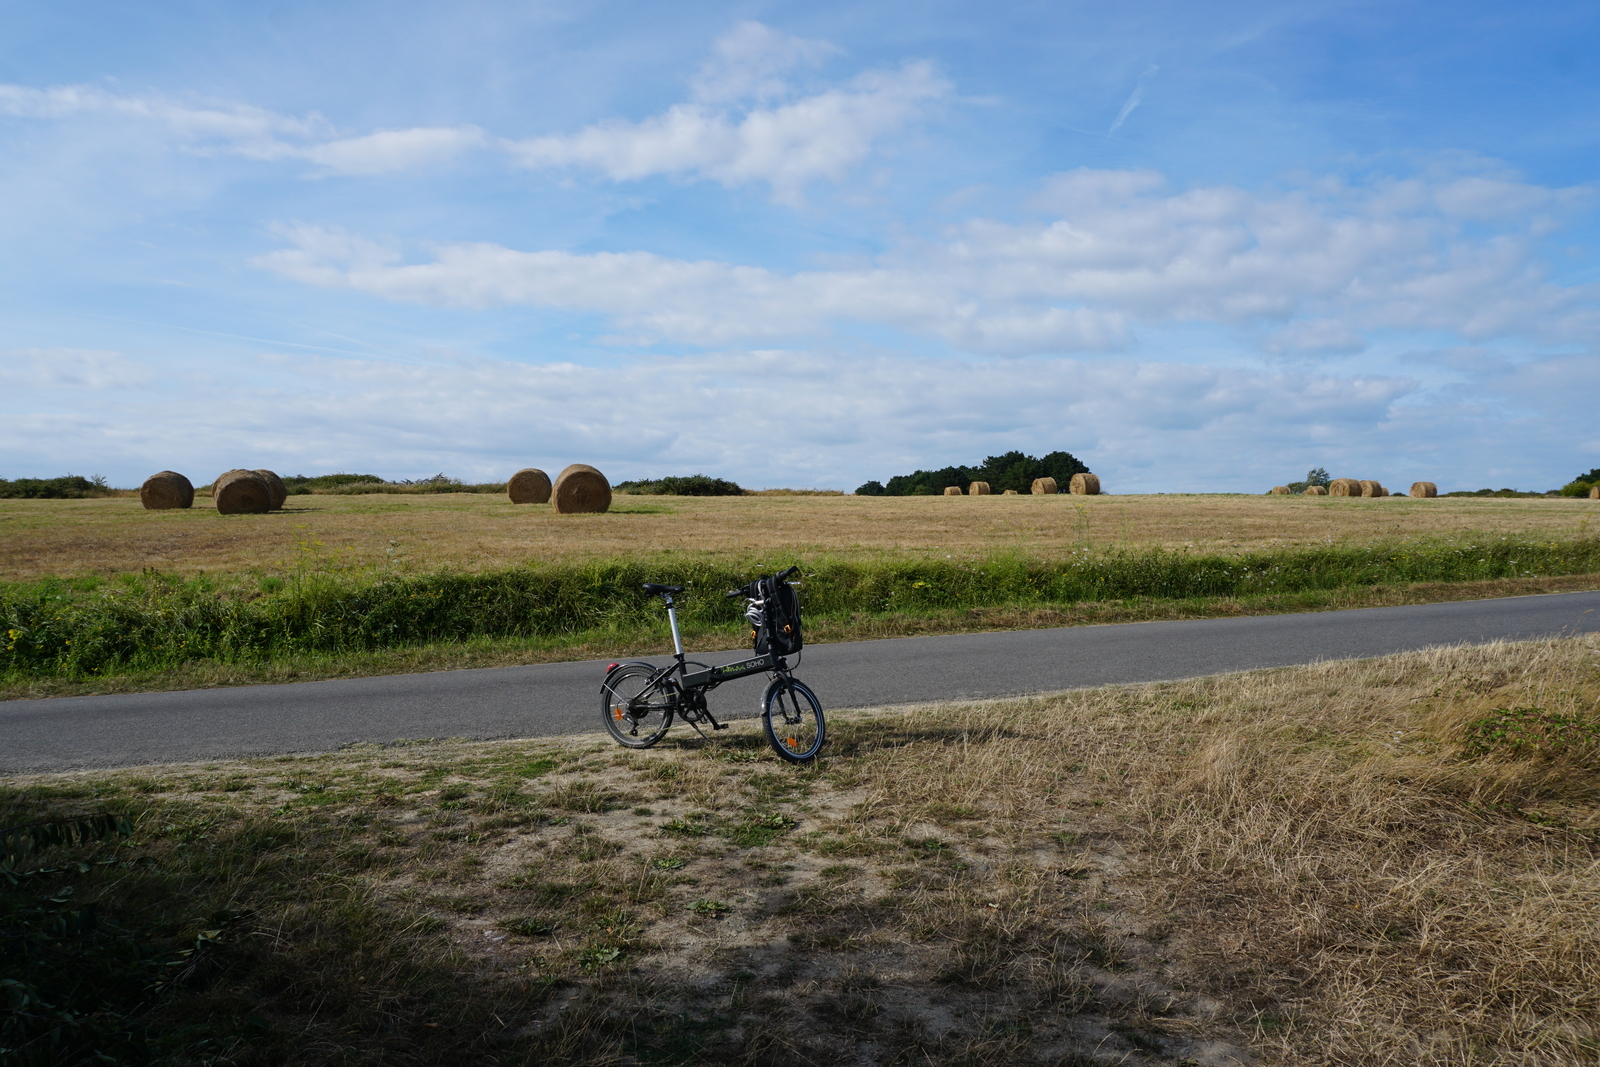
[606,590,791,734]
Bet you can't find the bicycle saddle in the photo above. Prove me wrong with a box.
[641,583,685,595]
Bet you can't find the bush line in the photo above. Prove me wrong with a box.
[4,535,1598,678]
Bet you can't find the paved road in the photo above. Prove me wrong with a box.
[4,591,1598,774]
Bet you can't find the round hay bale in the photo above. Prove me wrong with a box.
[507,467,552,504]
[1303,485,1328,496]
[1359,480,1380,498]
[140,471,194,510]
[1069,472,1101,495]
[1410,481,1437,498]
[943,485,963,496]
[1328,478,1361,497]
[213,469,272,515]
[1591,486,1599,500]
[969,481,991,495]
[1002,488,1019,495]
[1031,477,1057,495]
[1269,486,1291,495]
[553,464,612,514]
[253,469,287,511]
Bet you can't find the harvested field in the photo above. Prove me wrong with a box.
[5,637,1597,1064]
[1,492,1595,581]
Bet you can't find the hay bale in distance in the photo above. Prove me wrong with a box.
[1069,472,1101,495]
[253,469,287,511]
[213,469,272,515]
[1303,485,1328,496]
[943,485,963,496]
[1269,485,1291,495]
[507,467,552,504]
[1410,481,1438,498]
[1359,480,1383,498]
[1002,489,1019,495]
[1031,477,1057,495]
[1591,486,1599,500]
[969,481,991,495]
[553,464,612,514]
[140,471,194,510]
[1328,478,1361,497]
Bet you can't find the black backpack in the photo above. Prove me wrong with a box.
[752,573,803,656]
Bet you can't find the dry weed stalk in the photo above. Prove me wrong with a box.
[830,637,1599,1064]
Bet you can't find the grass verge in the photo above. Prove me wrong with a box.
[4,637,1597,1064]
[4,570,1600,703]
[4,535,1600,697]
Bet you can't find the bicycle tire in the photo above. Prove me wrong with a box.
[601,664,676,748]
[761,676,825,763]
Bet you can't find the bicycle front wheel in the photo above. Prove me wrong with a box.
[761,676,825,763]
[602,664,676,748]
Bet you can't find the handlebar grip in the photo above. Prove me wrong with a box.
[777,566,800,580]
[724,589,741,599]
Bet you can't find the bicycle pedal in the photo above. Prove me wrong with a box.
[712,722,728,730]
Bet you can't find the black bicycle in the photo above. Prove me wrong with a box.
[599,566,825,763]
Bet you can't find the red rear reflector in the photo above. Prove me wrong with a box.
[606,662,619,672]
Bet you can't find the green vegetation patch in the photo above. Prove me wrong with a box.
[615,474,745,496]
[0,475,113,499]
[4,534,1600,681]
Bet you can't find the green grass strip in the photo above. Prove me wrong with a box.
[4,534,1598,679]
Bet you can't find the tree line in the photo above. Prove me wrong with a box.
[855,450,1090,496]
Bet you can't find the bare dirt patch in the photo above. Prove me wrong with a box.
[7,636,1597,1063]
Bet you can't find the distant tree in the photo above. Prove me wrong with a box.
[870,450,1090,496]
[883,465,978,495]
[854,480,886,496]
[1039,450,1090,485]
[1559,467,1600,496]
[1304,467,1331,487]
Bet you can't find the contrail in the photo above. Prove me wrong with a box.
[1109,64,1160,134]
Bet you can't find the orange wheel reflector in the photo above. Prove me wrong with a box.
[787,737,799,749]
[613,706,624,720]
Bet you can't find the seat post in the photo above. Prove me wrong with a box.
[664,597,686,660]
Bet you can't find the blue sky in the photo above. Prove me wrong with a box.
[3,0,1597,492]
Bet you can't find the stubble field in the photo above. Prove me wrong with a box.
[2,491,1597,580]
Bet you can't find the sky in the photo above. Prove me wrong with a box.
[2,0,1598,493]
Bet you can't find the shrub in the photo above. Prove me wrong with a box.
[1558,468,1600,497]
[615,475,745,496]
[0,475,111,499]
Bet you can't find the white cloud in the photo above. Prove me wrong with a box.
[0,82,485,176]
[0,348,153,391]
[257,166,1599,355]
[253,223,1125,353]
[0,22,940,194]
[298,127,488,176]
[504,60,947,203]
[1265,319,1367,356]
[0,345,1426,492]
[689,21,839,104]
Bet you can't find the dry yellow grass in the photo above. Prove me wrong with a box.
[8,637,1595,1062]
[2,492,1597,581]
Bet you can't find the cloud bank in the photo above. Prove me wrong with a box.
[255,167,1598,356]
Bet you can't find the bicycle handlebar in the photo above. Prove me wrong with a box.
[725,566,801,599]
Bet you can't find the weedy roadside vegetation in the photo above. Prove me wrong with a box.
[4,637,1597,1065]
[7,533,1600,698]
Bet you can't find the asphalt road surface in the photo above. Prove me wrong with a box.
[4,590,1598,775]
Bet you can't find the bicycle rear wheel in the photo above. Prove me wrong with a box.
[602,664,676,748]
[761,676,824,763]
